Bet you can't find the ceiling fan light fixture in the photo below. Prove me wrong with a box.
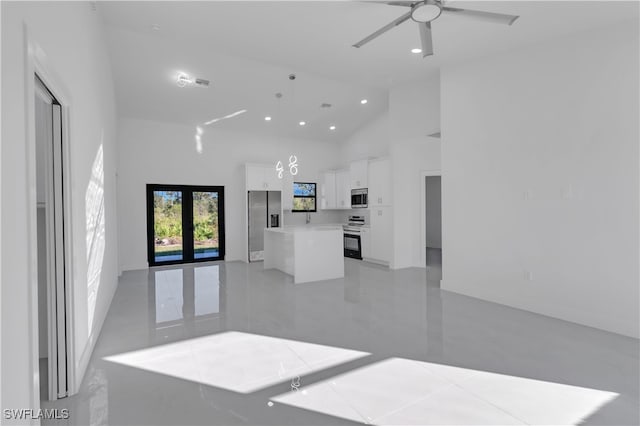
[411,1,442,23]
[176,72,193,87]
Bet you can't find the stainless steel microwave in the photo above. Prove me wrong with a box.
[351,188,368,209]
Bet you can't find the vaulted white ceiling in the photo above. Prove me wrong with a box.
[100,1,638,141]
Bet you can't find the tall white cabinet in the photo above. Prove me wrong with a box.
[336,170,351,209]
[368,158,391,207]
[368,206,392,264]
[365,157,392,265]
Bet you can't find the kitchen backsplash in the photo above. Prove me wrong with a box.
[283,209,370,226]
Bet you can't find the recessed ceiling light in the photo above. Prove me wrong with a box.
[299,121,306,126]
[329,125,336,131]
[360,99,368,105]
[265,116,272,121]
[411,48,422,54]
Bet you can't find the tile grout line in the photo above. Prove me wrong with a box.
[419,361,531,424]
[281,340,373,424]
[371,362,529,426]
[448,381,531,425]
[370,382,459,425]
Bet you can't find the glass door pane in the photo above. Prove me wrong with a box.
[153,190,183,263]
[192,191,220,260]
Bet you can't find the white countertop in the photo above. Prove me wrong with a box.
[265,225,343,234]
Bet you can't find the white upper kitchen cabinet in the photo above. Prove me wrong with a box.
[369,206,392,264]
[350,159,368,189]
[246,163,283,191]
[335,169,351,209]
[368,158,391,207]
[320,171,337,210]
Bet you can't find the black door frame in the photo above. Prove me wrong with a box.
[146,184,225,266]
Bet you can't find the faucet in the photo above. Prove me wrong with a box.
[305,211,311,224]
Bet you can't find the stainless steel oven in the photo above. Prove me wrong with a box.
[343,215,365,259]
[343,228,362,259]
[351,188,368,209]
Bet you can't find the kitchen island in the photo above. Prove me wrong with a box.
[264,225,344,283]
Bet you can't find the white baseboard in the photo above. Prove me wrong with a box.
[363,257,390,267]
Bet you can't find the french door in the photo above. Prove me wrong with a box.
[146,184,225,266]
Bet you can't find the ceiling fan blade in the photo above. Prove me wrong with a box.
[442,7,519,25]
[418,21,434,57]
[385,1,417,7]
[353,10,412,48]
[360,1,415,7]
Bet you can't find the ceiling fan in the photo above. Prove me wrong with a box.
[353,0,519,58]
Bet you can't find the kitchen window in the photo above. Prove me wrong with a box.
[292,182,317,212]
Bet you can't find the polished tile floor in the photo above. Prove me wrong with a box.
[43,259,639,425]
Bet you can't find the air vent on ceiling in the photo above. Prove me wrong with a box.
[195,78,210,87]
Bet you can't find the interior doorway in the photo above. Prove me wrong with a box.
[35,75,70,400]
[421,172,442,285]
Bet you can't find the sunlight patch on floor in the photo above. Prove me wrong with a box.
[271,357,619,425]
[103,331,369,393]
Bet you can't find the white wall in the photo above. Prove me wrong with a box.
[389,77,441,269]
[340,75,441,269]
[340,110,391,161]
[1,1,119,413]
[117,117,343,271]
[440,20,639,338]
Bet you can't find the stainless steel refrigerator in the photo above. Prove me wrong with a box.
[248,191,281,262]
